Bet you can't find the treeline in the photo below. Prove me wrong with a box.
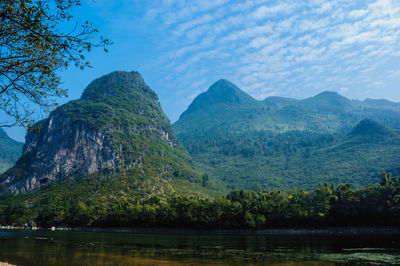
[0,173,399,229]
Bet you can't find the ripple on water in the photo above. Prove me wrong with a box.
[319,252,400,265]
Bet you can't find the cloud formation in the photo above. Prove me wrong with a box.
[103,0,400,120]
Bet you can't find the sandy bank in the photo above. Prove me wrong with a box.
[0,262,18,266]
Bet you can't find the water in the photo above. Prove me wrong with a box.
[0,229,399,265]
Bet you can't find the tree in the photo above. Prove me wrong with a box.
[0,0,110,129]
[202,173,209,187]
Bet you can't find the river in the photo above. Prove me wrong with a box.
[0,228,399,265]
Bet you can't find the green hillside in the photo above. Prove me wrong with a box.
[173,80,400,190]
[0,129,23,174]
[1,71,220,197]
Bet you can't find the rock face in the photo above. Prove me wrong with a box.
[0,71,186,193]
[10,115,118,192]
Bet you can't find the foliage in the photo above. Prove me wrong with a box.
[49,71,193,175]
[54,71,172,132]
[0,0,110,128]
[0,173,399,229]
[173,81,400,190]
[178,125,400,190]
[0,71,210,196]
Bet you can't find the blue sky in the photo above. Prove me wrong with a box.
[4,0,400,141]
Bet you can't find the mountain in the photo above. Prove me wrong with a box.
[0,71,212,196]
[263,96,299,108]
[173,80,400,190]
[309,91,350,104]
[0,129,23,174]
[175,79,262,137]
[349,119,398,139]
[364,98,400,111]
[183,79,257,114]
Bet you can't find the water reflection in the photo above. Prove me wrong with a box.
[0,230,399,265]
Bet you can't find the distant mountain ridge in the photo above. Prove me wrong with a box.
[175,80,400,138]
[262,96,299,108]
[0,129,23,174]
[173,80,400,190]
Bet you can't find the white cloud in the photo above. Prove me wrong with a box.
[348,9,369,18]
[174,14,214,35]
[316,2,334,14]
[251,3,295,20]
[372,81,384,87]
[222,23,274,41]
[120,0,400,113]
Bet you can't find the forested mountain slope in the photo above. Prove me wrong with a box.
[0,71,215,197]
[174,80,400,190]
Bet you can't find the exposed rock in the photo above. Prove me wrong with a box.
[0,71,186,193]
[3,116,118,193]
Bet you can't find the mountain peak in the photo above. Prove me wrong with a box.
[349,119,396,138]
[1,71,193,193]
[208,79,238,92]
[81,71,155,101]
[207,79,249,100]
[314,91,344,99]
[304,91,350,108]
[181,79,256,117]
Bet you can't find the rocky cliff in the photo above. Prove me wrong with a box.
[0,71,199,193]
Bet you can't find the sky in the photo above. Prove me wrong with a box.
[4,0,400,141]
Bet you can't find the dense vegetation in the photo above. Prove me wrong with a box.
[179,119,400,190]
[173,80,400,190]
[1,77,399,230]
[0,129,23,174]
[0,173,399,229]
[57,71,172,133]
[0,71,206,193]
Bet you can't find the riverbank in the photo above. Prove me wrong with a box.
[0,225,70,231]
[3,226,400,235]
[0,262,17,266]
[73,226,400,235]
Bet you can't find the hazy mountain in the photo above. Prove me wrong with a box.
[0,129,23,174]
[183,79,257,114]
[175,79,263,136]
[173,80,400,190]
[262,96,299,108]
[349,119,398,139]
[0,71,212,197]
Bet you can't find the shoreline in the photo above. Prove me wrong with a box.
[2,225,400,235]
[71,226,400,235]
